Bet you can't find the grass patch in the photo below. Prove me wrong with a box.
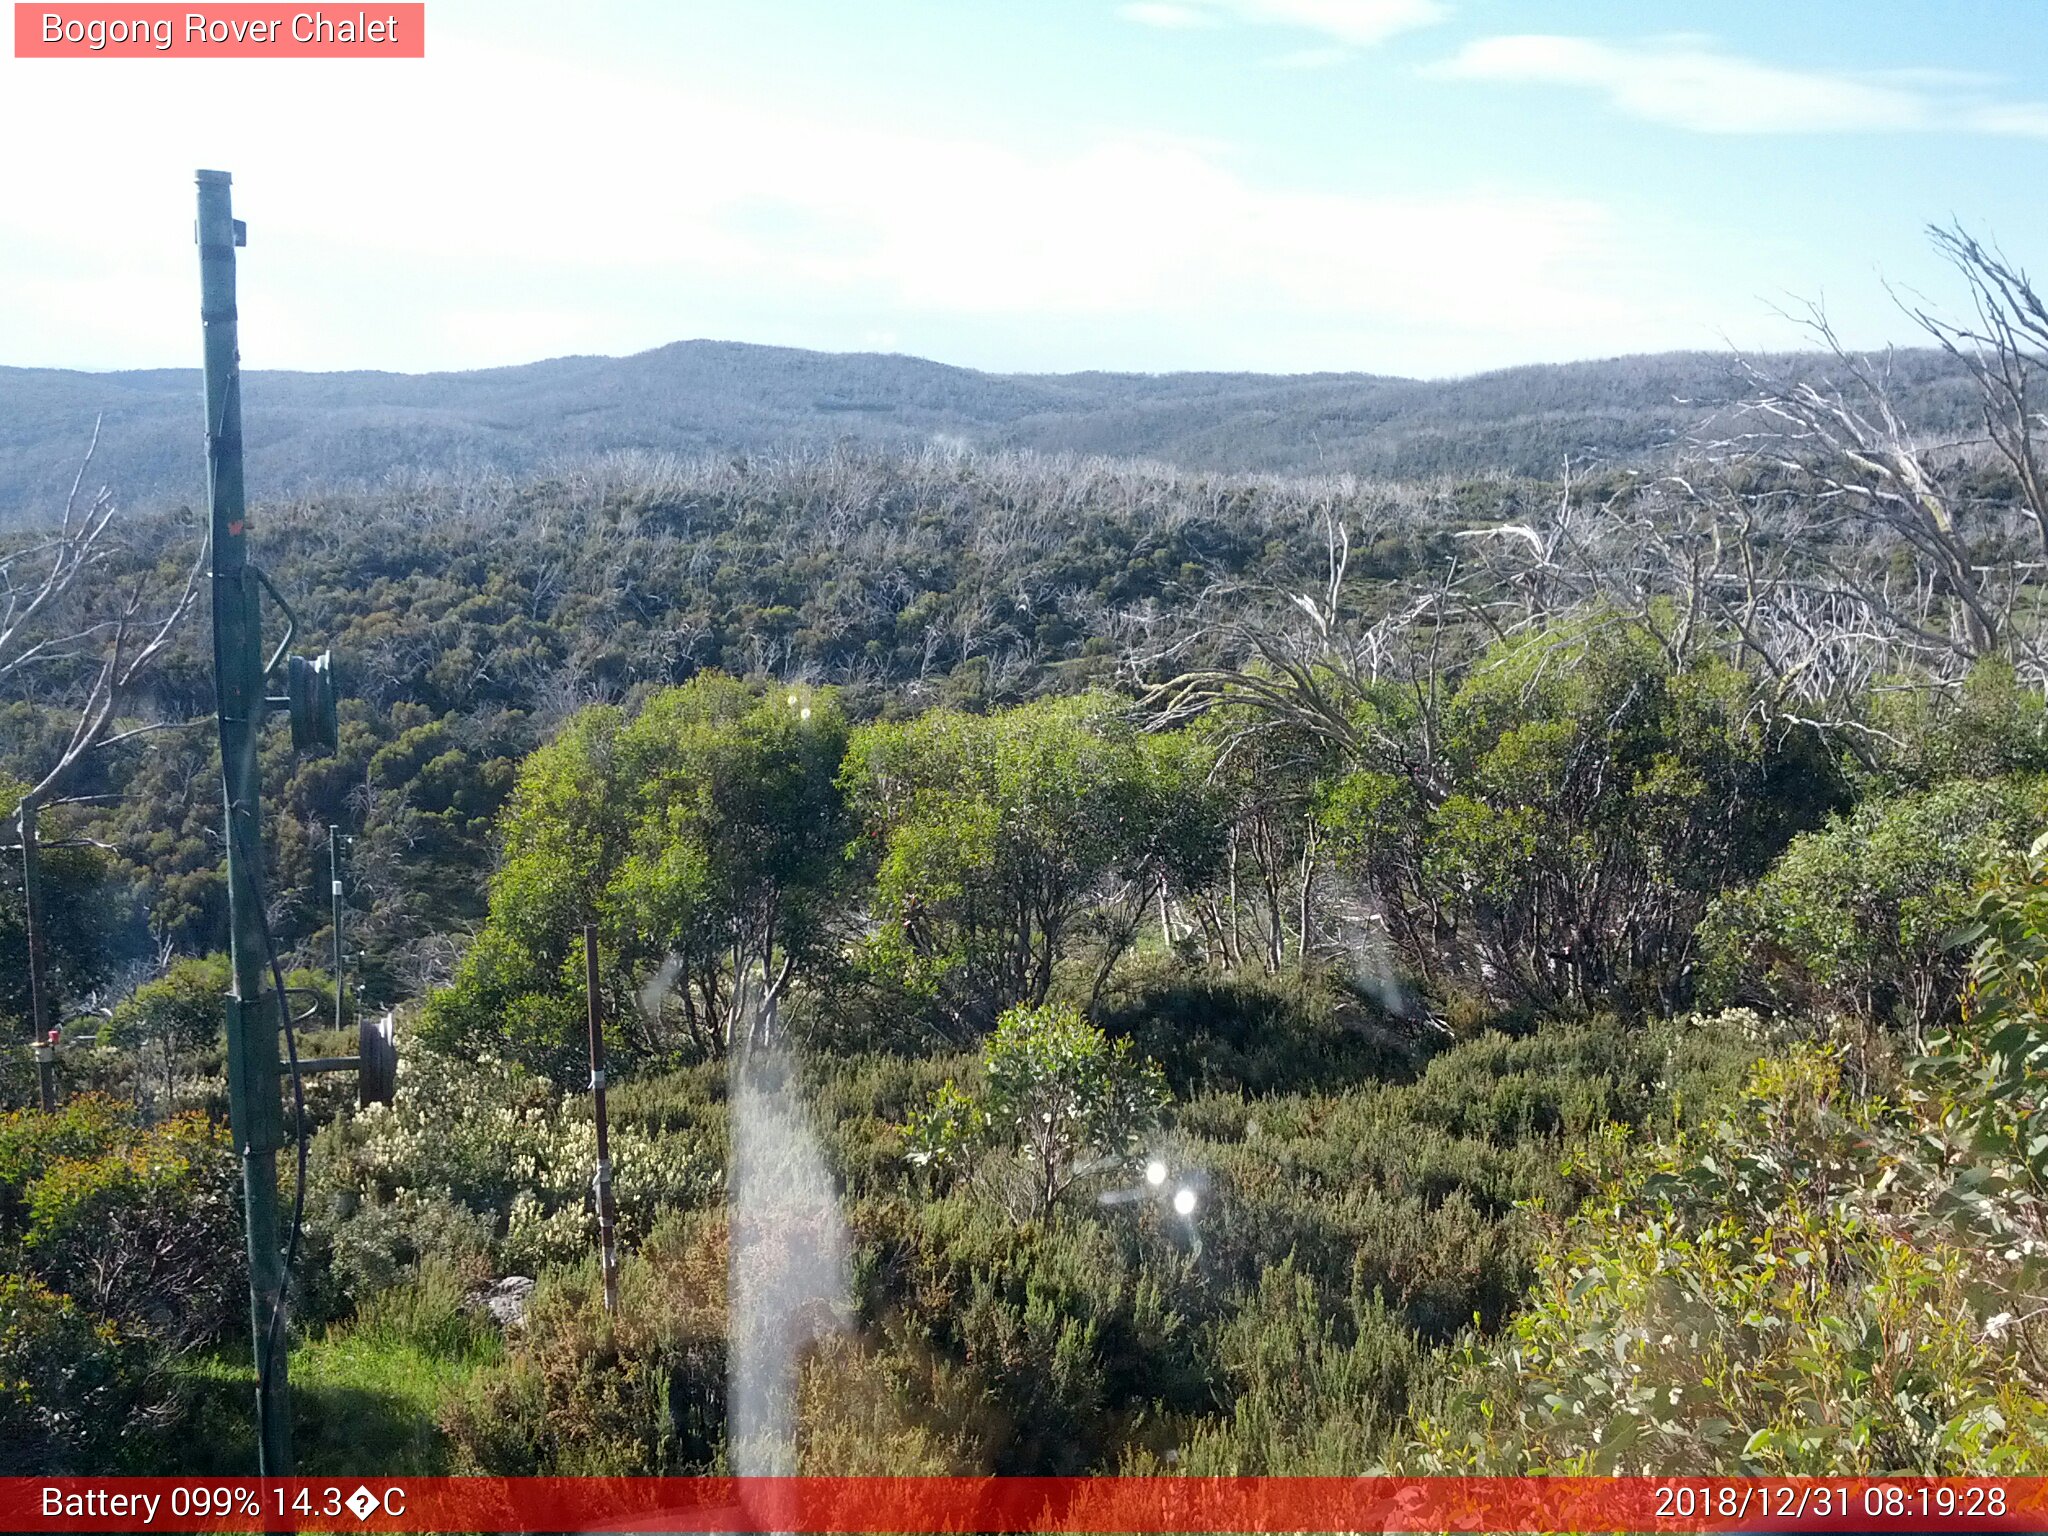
[161,1261,502,1476]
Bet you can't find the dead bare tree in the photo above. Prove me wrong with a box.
[1643,227,2048,711]
[1129,501,1471,977]
[1910,224,2048,565]
[4,434,205,1073]
[0,418,120,680]
[1734,309,2011,669]
[1466,233,2048,725]
[1139,499,1463,801]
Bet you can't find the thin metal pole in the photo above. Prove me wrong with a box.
[199,167,292,1477]
[584,924,621,1316]
[32,1033,56,1116]
[330,825,344,1035]
[18,801,54,1112]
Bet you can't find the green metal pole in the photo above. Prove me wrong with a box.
[198,168,293,1477]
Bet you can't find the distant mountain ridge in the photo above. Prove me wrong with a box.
[0,339,1978,523]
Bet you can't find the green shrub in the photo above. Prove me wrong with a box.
[900,1002,1169,1217]
[307,1189,496,1322]
[842,694,1224,1034]
[1316,616,1843,1015]
[1701,778,2038,1032]
[854,1192,1201,1475]
[349,1257,496,1362]
[598,1060,726,1137]
[0,1099,240,1352]
[423,675,853,1079]
[1404,1047,2048,1474]
[842,1014,1761,1476]
[1174,1018,1758,1352]
[900,1081,984,1186]
[0,1048,37,1113]
[1868,657,2048,787]
[0,1273,147,1474]
[442,1210,728,1474]
[792,1334,969,1473]
[1191,1132,1537,1342]
[800,1052,966,1199]
[954,1263,1108,1473]
[0,1093,131,1235]
[1916,827,2048,1252]
[1162,1262,1425,1473]
[1097,958,1420,1097]
[106,955,231,1054]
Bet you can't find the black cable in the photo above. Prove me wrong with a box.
[209,332,309,1419]
[261,887,309,1397]
[232,791,309,1417]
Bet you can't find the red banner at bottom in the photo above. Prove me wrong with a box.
[5,1476,2045,1533]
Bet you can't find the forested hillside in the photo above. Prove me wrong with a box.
[6,233,2048,1480]
[0,341,1981,523]
[1,449,1485,1003]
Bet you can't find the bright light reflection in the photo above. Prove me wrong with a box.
[1172,1187,1197,1217]
[1145,1159,1168,1187]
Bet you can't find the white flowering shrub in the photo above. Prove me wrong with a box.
[309,1034,714,1301]
[502,1191,591,1274]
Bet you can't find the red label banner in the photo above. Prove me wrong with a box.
[13,4,424,56]
[2,1476,2045,1533]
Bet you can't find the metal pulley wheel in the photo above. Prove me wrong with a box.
[358,1009,397,1106]
[286,650,338,754]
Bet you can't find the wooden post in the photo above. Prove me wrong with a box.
[584,925,621,1315]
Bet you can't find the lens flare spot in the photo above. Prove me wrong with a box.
[1173,1187,1197,1217]
[1145,1159,1168,1186]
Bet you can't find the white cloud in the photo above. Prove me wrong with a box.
[1430,33,2048,138]
[1229,0,1446,47]
[1969,102,2048,138]
[1429,35,1926,133]
[441,306,623,362]
[1123,0,1446,48]
[0,31,1786,375]
[1869,66,2003,91]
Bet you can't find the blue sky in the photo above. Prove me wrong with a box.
[4,0,2045,376]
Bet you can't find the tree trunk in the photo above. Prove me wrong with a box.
[1225,839,1243,970]
[1295,818,1318,963]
